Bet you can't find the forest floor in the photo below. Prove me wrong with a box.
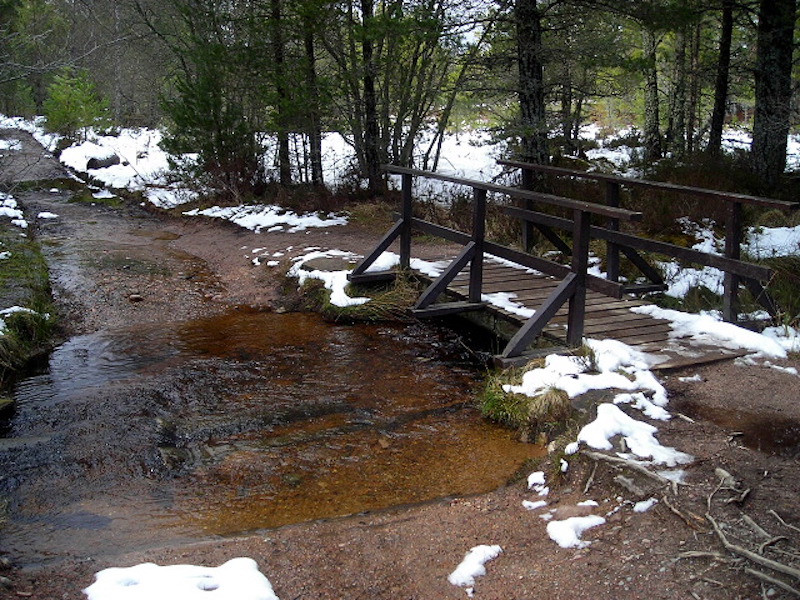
[1,130,800,599]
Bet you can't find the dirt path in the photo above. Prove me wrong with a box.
[2,131,800,599]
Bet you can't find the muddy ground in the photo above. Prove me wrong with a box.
[2,130,800,599]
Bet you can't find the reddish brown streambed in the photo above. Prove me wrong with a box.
[2,309,541,567]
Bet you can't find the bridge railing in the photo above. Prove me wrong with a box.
[349,165,643,355]
[498,159,799,323]
[348,163,797,357]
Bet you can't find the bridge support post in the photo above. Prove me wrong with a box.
[605,181,621,283]
[521,168,536,252]
[723,201,742,323]
[400,172,413,269]
[469,187,487,303]
[566,209,590,346]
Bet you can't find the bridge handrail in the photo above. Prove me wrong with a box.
[500,158,796,321]
[383,164,644,222]
[497,159,800,211]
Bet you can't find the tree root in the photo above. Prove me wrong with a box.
[707,513,800,585]
[662,495,707,531]
[744,568,800,597]
[580,450,677,493]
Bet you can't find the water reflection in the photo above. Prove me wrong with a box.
[1,309,541,566]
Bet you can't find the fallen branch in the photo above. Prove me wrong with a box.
[707,513,800,582]
[581,450,675,491]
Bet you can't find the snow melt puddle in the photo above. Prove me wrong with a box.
[3,309,541,568]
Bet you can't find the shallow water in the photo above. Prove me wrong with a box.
[1,309,541,567]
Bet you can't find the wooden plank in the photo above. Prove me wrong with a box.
[348,270,397,284]
[583,321,672,336]
[412,302,486,318]
[612,330,674,345]
[649,349,749,371]
[349,219,403,277]
[551,310,661,327]
[479,279,557,294]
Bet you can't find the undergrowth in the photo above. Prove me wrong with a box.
[288,269,423,323]
[480,346,595,446]
[0,223,57,388]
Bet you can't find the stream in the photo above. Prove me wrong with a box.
[1,308,541,567]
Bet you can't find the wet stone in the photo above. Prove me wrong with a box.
[300,257,358,272]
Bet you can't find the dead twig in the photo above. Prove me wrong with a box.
[583,461,597,495]
[675,550,729,561]
[744,568,800,597]
[662,496,707,531]
[770,510,800,535]
[707,513,800,582]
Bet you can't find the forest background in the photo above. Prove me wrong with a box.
[0,0,798,200]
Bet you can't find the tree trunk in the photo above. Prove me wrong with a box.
[304,25,324,186]
[271,0,292,186]
[708,0,733,155]
[751,0,796,190]
[669,27,687,156]
[360,0,385,192]
[642,28,662,163]
[515,0,548,165]
[686,22,701,153]
[560,67,576,156]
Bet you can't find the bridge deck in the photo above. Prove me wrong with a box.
[414,258,746,369]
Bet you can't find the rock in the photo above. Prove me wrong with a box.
[86,155,120,170]
[300,257,358,272]
[128,293,144,303]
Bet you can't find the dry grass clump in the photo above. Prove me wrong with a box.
[480,361,573,444]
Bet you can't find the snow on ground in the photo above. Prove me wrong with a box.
[631,305,787,359]
[546,515,606,549]
[448,544,503,591]
[0,138,21,151]
[0,192,28,229]
[82,557,279,600]
[184,204,347,234]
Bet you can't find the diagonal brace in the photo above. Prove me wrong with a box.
[414,242,477,310]
[348,219,403,280]
[501,273,578,358]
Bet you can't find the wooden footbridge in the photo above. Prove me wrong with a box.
[348,162,798,368]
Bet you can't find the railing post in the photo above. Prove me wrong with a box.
[400,172,413,269]
[469,187,487,303]
[723,201,742,322]
[605,181,621,282]
[521,168,535,252]
[567,209,590,346]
